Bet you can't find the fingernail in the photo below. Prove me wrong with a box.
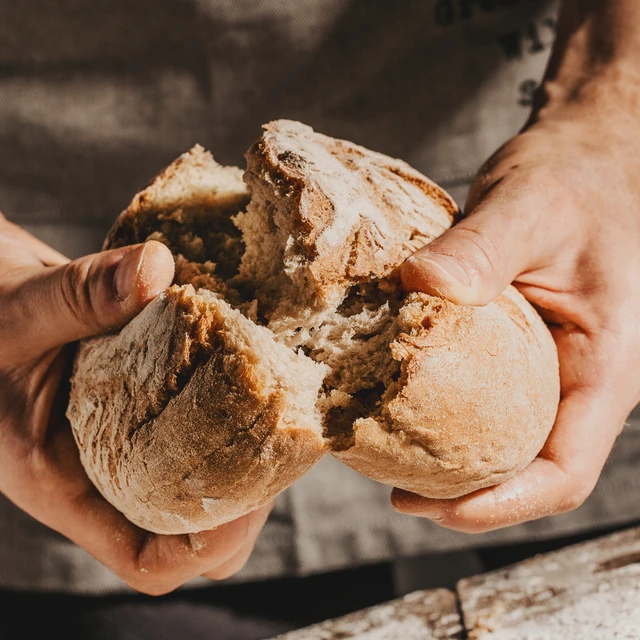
[114,245,145,301]
[397,505,443,520]
[408,253,472,288]
[114,242,174,303]
[391,490,442,520]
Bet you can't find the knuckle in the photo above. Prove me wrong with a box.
[452,226,503,282]
[0,275,33,346]
[59,261,100,331]
[137,536,175,572]
[558,492,587,515]
[127,549,182,596]
[557,477,596,514]
[60,261,89,315]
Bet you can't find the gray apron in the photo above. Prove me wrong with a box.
[3,0,639,594]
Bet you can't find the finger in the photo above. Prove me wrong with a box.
[202,536,256,581]
[72,492,257,595]
[134,515,258,593]
[202,503,273,580]
[401,197,537,305]
[0,214,68,267]
[391,386,624,533]
[6,381,259,597]
[21,437,261,595]
[2,241,175,358]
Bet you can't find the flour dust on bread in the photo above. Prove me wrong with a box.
[68,120,559,534]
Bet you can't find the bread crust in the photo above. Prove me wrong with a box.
[104,145,250,252]
[68,286,327,534]
[333,288,559,499]
[241,120,458,323]
[68,146,328,534]
[67,121,560,534]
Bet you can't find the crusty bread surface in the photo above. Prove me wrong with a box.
[67,121,560,534]
[333,288,559,498]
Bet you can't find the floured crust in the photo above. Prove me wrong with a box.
[334,287,559,499]
[239,120,457,326]
[105,145,249,251]
[247,120,457,281]
[68,120,560,534]
[105,146,249,298]
[68,286,327,534]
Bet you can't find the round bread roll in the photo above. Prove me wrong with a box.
[67,120,559,534]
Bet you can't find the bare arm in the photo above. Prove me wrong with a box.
[394,0,640,531]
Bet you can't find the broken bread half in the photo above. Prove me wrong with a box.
[67,120,560,534]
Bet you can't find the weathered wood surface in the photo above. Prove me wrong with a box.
[271,588,463,639]
[458,527,640,639]
[270,526,640,639]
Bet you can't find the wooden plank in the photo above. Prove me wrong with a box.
[458,527,640,639]
[269,588,463,640]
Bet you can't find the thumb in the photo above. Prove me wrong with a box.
[7,241,174,357]
[401,202,534,306]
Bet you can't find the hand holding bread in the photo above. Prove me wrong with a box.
[3,112,637,592]
[393,95,640,531]
[0,214,271,594]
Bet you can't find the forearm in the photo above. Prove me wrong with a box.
[541,1,640,111]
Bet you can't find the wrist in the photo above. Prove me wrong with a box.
[536,1,640,120]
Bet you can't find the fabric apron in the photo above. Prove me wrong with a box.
[3,0,639,594]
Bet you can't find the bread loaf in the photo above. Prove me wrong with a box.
[67,120,559,534]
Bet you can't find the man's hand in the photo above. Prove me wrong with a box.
[392,0,640,532]
[0,216,271,594]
